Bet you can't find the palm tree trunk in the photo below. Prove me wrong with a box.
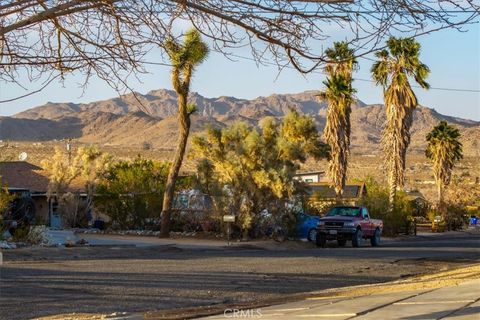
[437,183,445,217]
[160,93,191,238]
[388,170,397,213]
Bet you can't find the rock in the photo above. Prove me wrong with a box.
[0,241,12,249]
[64,239,75,247]
[76,238,88,245]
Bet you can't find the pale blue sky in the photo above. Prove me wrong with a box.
[0,25,479,120]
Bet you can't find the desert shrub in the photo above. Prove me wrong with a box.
[58,192,89,228]
[306,199,338,216]
[359,178,413,236]
[192,112,328,236]
[0,180,16,232]
[96,157,170,230]
[42,145,112,228]
[12,225,30,242]
[142,141,153,150]
[444,203,469,230]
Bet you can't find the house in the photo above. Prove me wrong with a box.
[0,161,85,228]
[305,182,368,206]
[0,161,51,222]
[294,171,325,183]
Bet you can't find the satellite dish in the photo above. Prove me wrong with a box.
[18,152,28,161]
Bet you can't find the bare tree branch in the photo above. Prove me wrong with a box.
[1,0,478,99]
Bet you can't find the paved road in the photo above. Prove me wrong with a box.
[0,232,479,319]
[203,278,480,320]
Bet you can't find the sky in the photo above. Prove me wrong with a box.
[0,23,479,121]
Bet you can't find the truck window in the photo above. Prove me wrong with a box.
[362,208,369,219]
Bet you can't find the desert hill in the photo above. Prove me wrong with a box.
[2,89,479,156]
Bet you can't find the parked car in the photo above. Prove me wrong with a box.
[316,206,383,248]
[249,210,319,241]
[296,211,321,241]
[470,215,478,227]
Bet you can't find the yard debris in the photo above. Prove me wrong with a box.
[28,225,56,246]
[65,238,89,247]
[0,241,16,249]
[76,238,89,245]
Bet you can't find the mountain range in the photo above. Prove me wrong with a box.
[1,89,479,156]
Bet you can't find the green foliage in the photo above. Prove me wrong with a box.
[426,121,463,211]
[372,37,430,90]
[58,192,89,228]
[444,203,469,231]
[194,159,223,196]
[434,175,478,231]
[359,177,414,236]
[0,180,15,230]
[426,121,463,165]
[0,185,15,215]
[41,145,112,227]
[319,41,356,198]
[192,110,328,233]
[165,29,209,70]
[96,157,170,229]
[371,37,430,209]
[12,226,30,242]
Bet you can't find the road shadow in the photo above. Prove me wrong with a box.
[0,267,390,320]
[401,305,480,319]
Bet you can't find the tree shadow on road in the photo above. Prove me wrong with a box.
[0,266,390,320]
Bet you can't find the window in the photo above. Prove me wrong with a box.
[362,208,369,219]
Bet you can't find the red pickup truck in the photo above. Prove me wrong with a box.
[316,206,383,248]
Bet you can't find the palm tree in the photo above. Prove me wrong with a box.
[426,121,463,215]
[371,37,430,212]
[160,29,209,237]
[319,42,357,200]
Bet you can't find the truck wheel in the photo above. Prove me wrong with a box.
[352,228,363,247]
[307,228,317,242]
[370,229,381,247]
[316,233,326,247]
[337,239,347,247]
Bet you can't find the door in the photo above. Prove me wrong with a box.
[360,208,373,236]
[49,201,62,229]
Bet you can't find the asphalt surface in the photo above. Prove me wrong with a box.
[0,232,479,319]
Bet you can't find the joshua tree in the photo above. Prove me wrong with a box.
[426,121,463,214]
[318,42,357,200]
[371,37,430,212]
[160,29,209,237]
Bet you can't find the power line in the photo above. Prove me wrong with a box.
[222,52,480,93]
[246,10,479,14]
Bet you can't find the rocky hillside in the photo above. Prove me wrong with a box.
[2,89,479,155]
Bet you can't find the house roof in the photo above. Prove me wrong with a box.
[306,182,367,199]
[0,161,50,193]
[295,171,325,176]
[0,161,85,193]
[405,191,427,202]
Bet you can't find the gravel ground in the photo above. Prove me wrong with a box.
[1,232,479,319]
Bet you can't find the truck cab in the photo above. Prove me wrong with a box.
[316,206,383,248]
